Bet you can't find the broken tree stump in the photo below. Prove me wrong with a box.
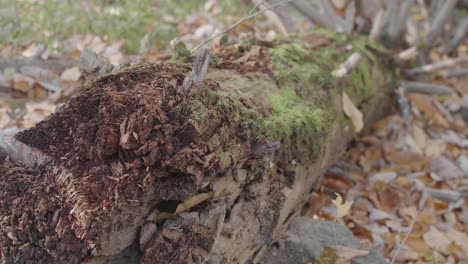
[0,30,395,264]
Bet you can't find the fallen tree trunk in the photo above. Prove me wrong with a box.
[0,30,395,264]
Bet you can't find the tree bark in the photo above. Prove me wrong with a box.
[0,30,395,264]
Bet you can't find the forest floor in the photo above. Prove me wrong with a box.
[0,1,467,263]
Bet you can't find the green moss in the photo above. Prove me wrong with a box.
[218,151,231,168]
[193,29,392,161]
[262,87,325,139]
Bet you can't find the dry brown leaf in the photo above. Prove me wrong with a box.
[368,181,403,213]
[424,139,446,157]
[389,246,420,262]
[405,234,433,256]
[11,73,34,93]
[423,226,451,251]
[342,92,363,132]
[446,228,468,252]
[61,66,82,82]
[332,192,353,218]
[336,246,369,263]
[150,192,213,222]
[408,93,449,128]
[386,151,427,171]
[429,156,464,180]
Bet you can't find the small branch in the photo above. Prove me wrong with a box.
[333,53,362,79]
[444,67,468,78]
[388,0,414,41]
[396,47,418,62]
[290,1,330,29]
[251,0,289,34]
[401,81,454,95]
[181,48,211,95]
[396,87,412,128]
[369,9,386,41]
[443,16,468,54]
[425,0,458,45]
[390,208,421,264]
[407,56,468,75]
[191,0,295,52]
[424,188,462,203]
[385,0,400,40]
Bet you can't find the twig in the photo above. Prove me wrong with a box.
[401,81,454,95]
[332,220,344,264]
[407,56,468,75]
[424,188,462,203]
[390,208,421,264]
[181,48,211,95]
[396,87,412,128]
[290,1,330,29]
[388,0,414,41]
[425,0,458,45]
[369,9,386,41]
[443,16,468,54]
[191,0,295,52]
[248,0,266,15]
[444,67,468,78]
[251,0,289,34]
[333,52,362,78]
[396,47,418,61]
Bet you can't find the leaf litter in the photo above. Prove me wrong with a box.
[304,53,468,263]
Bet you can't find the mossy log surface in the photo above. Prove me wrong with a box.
[0,30,395,264]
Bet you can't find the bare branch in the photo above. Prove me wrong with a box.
[407,56,468,75]
[181,48,211,95]
[252,0,289,34]
[425,0,459,45]
[333,53,362,78]
[443,16,468,54]
[290,1,330,28]
[369,9,386,41]
[388,0,414,41]
[402,81,454,95]
[444,67,468,78]
[396,47,418,61]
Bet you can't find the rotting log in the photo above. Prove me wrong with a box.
[0,30,395,264]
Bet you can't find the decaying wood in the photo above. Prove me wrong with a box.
[0,31,395,264]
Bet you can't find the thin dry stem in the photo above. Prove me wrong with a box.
[191,0,295,52]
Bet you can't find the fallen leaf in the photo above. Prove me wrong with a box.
[405,234,433,256]
[408,93,449,127]
[369,171,397,184]
[456,155,468,175]
[423,226,451,251]
[336,246,369,263]
[11,73,34,93]
[446,228,468,252]
[389,246,420,262]
[61,66,82,82]
[148,192,213,222]
[429,156,464,180]
[342,92,363,132]
[332,192,353,218]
